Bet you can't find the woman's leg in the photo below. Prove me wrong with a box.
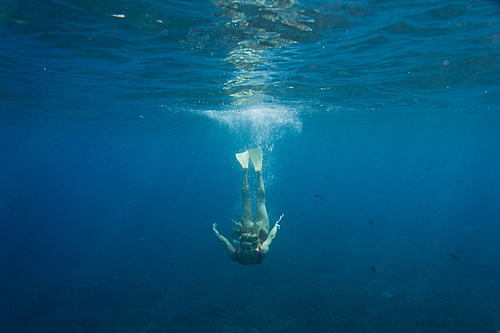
[255,171,269,239]
[241,169,254,229]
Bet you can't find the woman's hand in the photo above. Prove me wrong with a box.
[213,223,220,235]
[275,214,284,229]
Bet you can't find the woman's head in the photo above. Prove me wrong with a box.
[239,233,259,257]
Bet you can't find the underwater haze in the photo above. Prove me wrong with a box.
[1,0,500,332]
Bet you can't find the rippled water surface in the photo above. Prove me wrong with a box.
[2,0,499,127]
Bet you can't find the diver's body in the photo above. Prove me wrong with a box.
[213,147,282,265]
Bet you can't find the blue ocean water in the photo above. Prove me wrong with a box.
[1,0,500,332]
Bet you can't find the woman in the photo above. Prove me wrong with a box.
[213,147,283,265]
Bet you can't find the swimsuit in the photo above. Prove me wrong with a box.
[235,245,263,265]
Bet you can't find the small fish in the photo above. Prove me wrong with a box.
[413,174,419,177]
[314,194,327,202]
[368,221,374,225]
[381,292,394,298]
[337,70,352,77]
[323,217,328,220]
[424,167,433,171]
[10,18,32,25]
[451,254,460,260]
[456,179,465,183]
[301,212,305,216]
[370,266,377,273]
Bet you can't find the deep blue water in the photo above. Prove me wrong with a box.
[1,0,500,332]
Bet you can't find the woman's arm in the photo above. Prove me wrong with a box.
[261,214,283,255]
[213,223,237,262]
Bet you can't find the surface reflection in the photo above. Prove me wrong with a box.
[210,0,317,105]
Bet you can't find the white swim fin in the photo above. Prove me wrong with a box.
[248,146,263,172]
[235,150,250,169]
